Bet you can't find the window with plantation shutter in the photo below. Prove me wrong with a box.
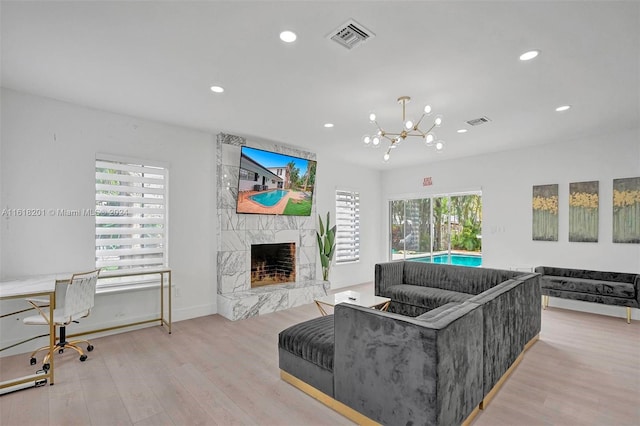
[335,189,360,263]
[95,157,168,288]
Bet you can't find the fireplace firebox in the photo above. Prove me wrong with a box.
[250,243,296,287]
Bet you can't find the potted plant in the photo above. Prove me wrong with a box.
[316,212,336,281]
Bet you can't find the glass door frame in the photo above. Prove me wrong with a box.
[388,190,482,263]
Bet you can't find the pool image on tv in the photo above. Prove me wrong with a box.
[236,146,316,216]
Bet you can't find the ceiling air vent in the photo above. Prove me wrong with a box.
[328,19,375,50]
[466,116,492,126]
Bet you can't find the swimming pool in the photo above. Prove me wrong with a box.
[409,254,482,267]
[250,190,288,207]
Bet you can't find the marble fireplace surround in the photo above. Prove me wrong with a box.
[216,133,328,321]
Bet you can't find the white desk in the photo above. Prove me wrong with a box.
[0,268,172,392]
[0,276,58,390]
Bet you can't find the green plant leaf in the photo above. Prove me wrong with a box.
[318,214,325,236]
[327,226,336,249]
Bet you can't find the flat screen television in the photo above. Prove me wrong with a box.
[236,146,317,216]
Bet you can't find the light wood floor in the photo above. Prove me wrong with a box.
[1,284,639,426]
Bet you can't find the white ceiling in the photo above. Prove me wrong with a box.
[2,1,638,170]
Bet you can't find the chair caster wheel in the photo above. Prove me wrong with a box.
[43,363,50,371]
[30,357,37,365]
[87,345,94,352]
[58,349,64,354]
[79,355,87,362]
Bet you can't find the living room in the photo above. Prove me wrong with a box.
[1,1,638,425]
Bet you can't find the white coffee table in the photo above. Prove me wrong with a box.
[314,290,391,316]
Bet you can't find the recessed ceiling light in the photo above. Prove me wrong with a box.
[323,123,334,128]
[555,105,571,112]
[519,50,540,61]
[457,129,468,133]
[280,30,297,43]
[210,86,224,93]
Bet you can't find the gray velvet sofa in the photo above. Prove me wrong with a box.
[278,262,541,425]
[535,266,639,323]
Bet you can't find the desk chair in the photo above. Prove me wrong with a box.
[23,269,100,371]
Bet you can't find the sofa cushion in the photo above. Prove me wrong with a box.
[402,261,522,295]
[541,276,635,299]
[387,284,473,311]
[278,315,334,372]
[415,302,462,322]
[536,266,638,285]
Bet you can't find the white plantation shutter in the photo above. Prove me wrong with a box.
[95,158,167,285]
[335,189,360,263]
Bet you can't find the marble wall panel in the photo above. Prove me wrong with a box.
[273,215,298,230]
[258,291,289,316]
[217,293,259,320]
[221,230,246,252]
[274,230,298,244]
[218,186,237,210]
[298,215,315,230]
[245,214,274,231]
[299,245,317,266]
[221,142,241,167]
[220,271,250,294]
[300,229,316,248]
[247,230,275,245]
[218,251,249,293]
[217,132,245,147]
[218,164,239,194]
[220,209,245,231]
[297,263,316,281]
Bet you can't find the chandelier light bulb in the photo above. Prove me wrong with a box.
[425,133,435,146]
[424,105,432,115]
[369,113,377,122]
[435,141,444,151]
[383,152,390,162]
[363,135,371,145]
[434,114,443,127]
[404,120,413,130]
[372,136,380,147]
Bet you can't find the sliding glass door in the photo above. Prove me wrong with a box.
[390,192,482,266]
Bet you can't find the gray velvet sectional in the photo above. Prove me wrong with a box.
[278,261,541,425]
[535,266,639,323]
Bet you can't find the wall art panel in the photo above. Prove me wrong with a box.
[613,176,640,244]
[532,184,559,241]
[569,181,599,242]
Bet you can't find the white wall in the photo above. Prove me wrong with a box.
[314,152,384,289]
[0,89,383,355]
[381,128,640,319]
[1,89,217,354]
[2,85,637,352]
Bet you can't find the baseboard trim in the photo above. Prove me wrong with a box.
[480,333,539,410]
[524,333,540,351]
[462,405,481,426]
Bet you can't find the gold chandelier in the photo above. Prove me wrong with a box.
[362,96,444,162]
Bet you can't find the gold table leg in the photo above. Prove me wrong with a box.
[315,301,329,316]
